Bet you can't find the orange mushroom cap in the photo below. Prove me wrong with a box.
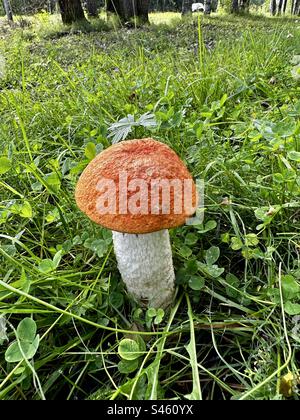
[75,138,198,234]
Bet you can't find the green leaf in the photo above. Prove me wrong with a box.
[205,246,220,265]
[185,259,198,275]
[245,233,259,247]
[225,273,240,298]
[188,275,205,290]
[205,265,224,278]
[84,239,107,258]
[118,359,139,374]
[43,172,61,193]
[179,245,192,258]
[175,268,190,285]
[5,335,39,363]
[221,232,230,244]
[38,259,55,273]
[118,339,141,361]
[196,220,217,233]
[287,151,300,162]
[197,261,224,278]
[282,275,300,300]
[84,142,97,160]
[137,112,157,128]
[284,301,300,316]
[154,308,165,324]
[17,318,37,343]
[0,157,12,175]
[185,233,198,246]
[90,129,98,137]
[19,201,33,218]
[146,307,156,318]
[231,236,243,250]
[108,114,135,143]
[53,250,62,269]
[109,292,124,309]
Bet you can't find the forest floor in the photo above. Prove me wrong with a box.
[0,12,300,400]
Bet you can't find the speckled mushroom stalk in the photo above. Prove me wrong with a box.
[112,230,175,309]
[75,138,197,310]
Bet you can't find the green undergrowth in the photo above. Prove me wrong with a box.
[0,12,300,400]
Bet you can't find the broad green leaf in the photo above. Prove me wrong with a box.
[288,151,300,162]
[5,335,39,363]
[53,250,62,269]
[242,247,264,260]
[196,220,217,233]
[205,265,224,278]
[0,157,12,175]
[84,142,97,160]
[109,292,124,309]
[17,318,37,343]
[19,201,33,218]
[179,245,192,258]
[231,236,243,250]
[245,233,259,247]
[185,233,198,246]
[225,273,240,298]
[38,259,55,273]
[118,339,141,361]
[175,268,190,285]
[118,359,139,374]
[1,244,16,256]
[185,259,198,275]
[205,246,220,265]
[84,239,107,258]
[146,308,156,318]
[221,232,230,243]
[154,308,165,324]
[282,275,300,300]
[43,172,61,193]
[188,275,205,290]
[197,261,224,278]
[90,129,98,137]
[284,301,300,316]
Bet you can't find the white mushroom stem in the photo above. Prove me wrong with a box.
[112,229,175,309]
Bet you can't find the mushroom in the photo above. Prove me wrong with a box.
[75,138,198,309]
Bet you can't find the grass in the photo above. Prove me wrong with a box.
[0,11,300,400]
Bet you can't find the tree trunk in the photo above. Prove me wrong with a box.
[204,0,212,14]
[86,0,98,16]
[270,0,277,15]
[137,0,149,24]
[107,0,149,25]
[282,0,287,12]
[107,0,116,13]
[293,0,300,14]
[48,0,57,13]
[211,0,218,12]
[231,0,239,13]
[181,0,193,15]
[277,0,283,14]
[2,0,13,22]
[58,0,87,24]
[240,0,250,12]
